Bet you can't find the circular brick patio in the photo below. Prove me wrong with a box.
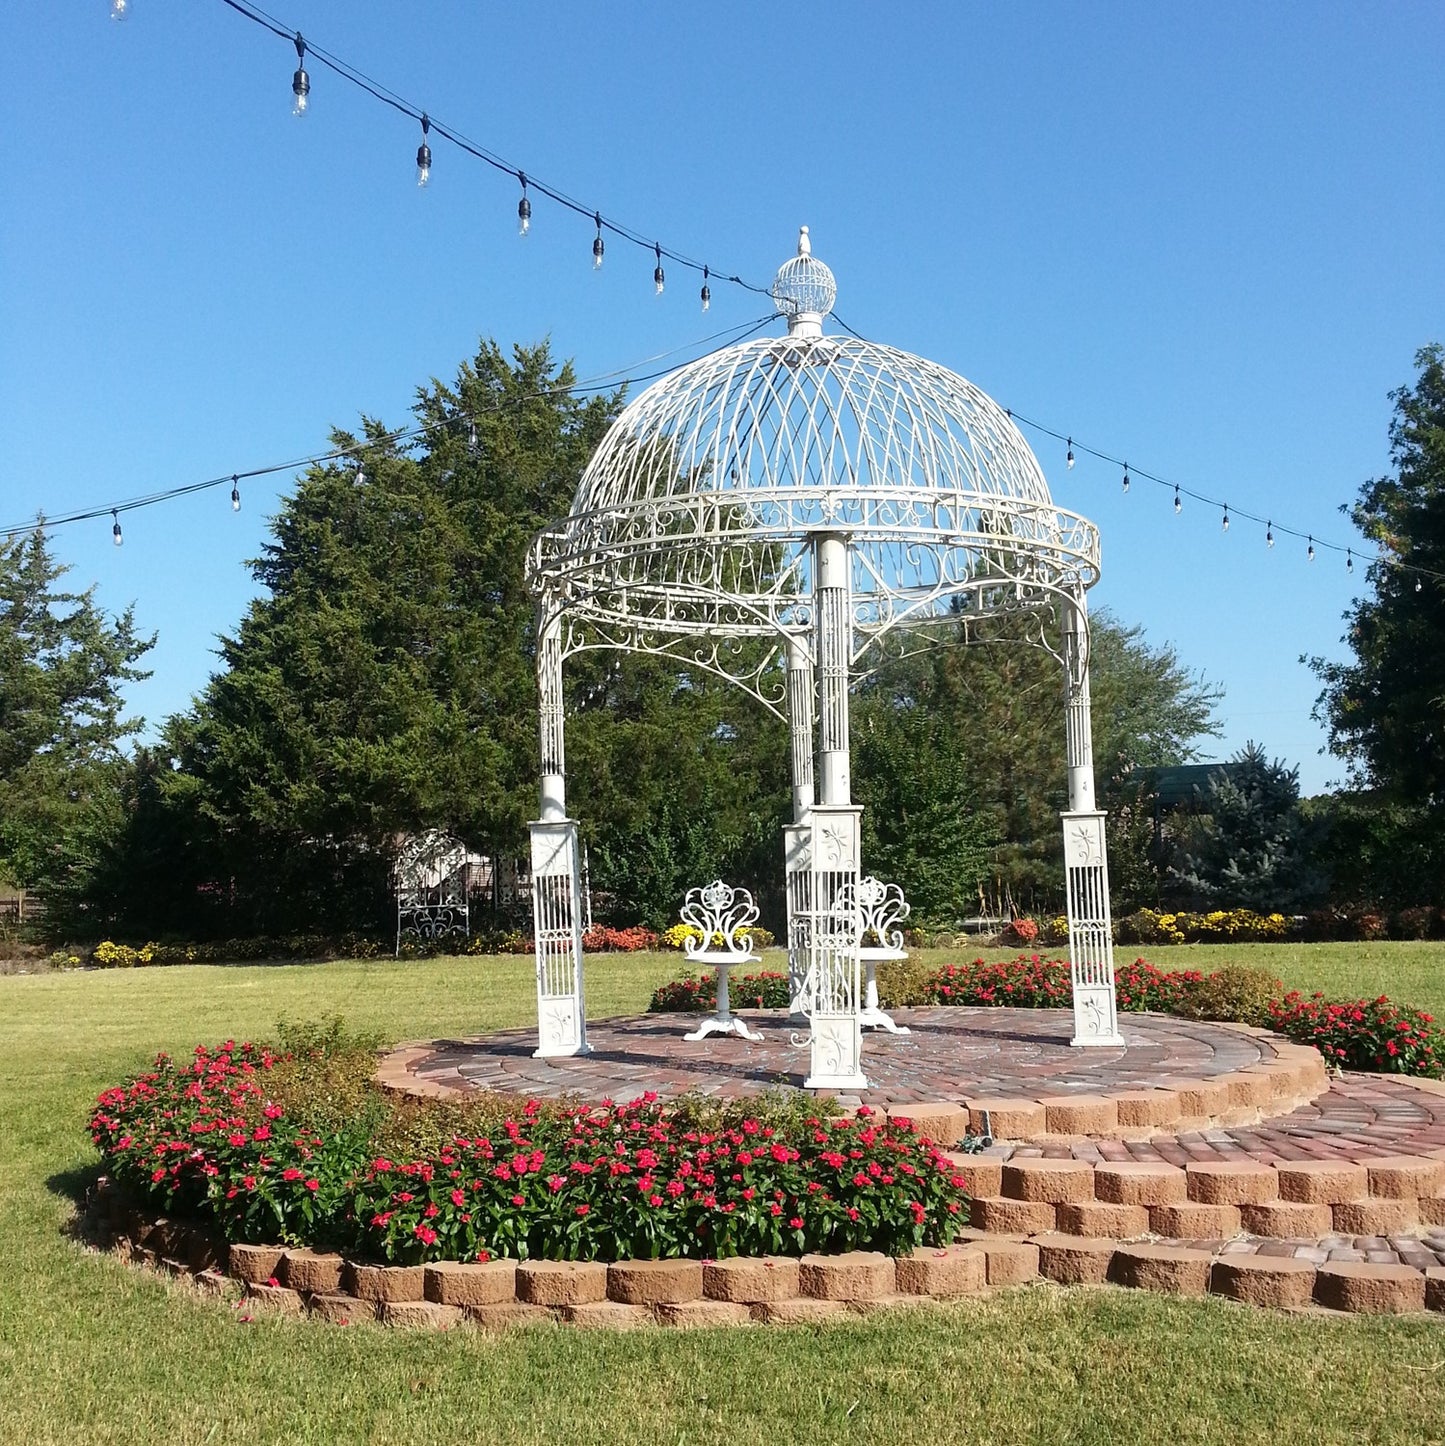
[390,1006,1307,1116]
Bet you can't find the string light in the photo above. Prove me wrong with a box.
[466,417,478,455]
[291,33,309,116]
[701,266,710,313]
[1121,464,1130,494]
[1066,438,1075,469]
[1267,521,1275,548]
[653,244,665,296]
[592,212,604,270]
[1173,482,1180,513]
[1308,536,1316,562]
[354,458,365,486]
[1416,577,1424,593]
[415,114,431,188]
[517,174,531,236]
[1222,504,1230,533]
[111,510,123,546]
[230,476,241,511]
[1346,548,1354,574]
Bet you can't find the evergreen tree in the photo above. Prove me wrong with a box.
[1170,742,1321,911]
[140,342,621,934]
[0,528,152,917]
[1310,345,1445,900]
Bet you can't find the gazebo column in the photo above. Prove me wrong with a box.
[784,636,815,1018]
[529,614,590,1058]
[1060,590,1123,1047]
[802,533,866,1089]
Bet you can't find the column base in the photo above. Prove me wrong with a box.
[533,1040,594,1060]
[804,1071,869,1091]
[1069,1033,1125,1049]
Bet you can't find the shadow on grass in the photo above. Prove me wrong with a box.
[47,1161,102,1211]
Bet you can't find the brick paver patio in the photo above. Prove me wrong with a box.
[392,1007,1445,1272]
[410,1007,1276,1106]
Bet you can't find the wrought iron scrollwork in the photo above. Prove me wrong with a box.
[394,830,470,955]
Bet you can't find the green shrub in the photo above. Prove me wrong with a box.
[1171,964,1282,1028]
[873,954,936,1008]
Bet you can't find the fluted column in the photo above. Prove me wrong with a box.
[530,611,589,1058]
[1060,589,1122,1047]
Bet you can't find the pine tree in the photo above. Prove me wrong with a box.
[0,528,152,905]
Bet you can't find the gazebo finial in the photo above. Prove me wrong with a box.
[771,226,836,337]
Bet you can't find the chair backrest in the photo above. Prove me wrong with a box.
[837,875,911,957]
[680,880,759,960]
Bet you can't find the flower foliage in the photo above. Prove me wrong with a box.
[88,1040,369,1245]
[648,954,1444,1082]
[918,954,1071,1008]
[90,1049,970,1262]
[350,1097,967,1264]
[660,922,776,951]
[581,924,660,953]
[1269,992,1443,1078]
[648,970,791,1013]
[1115,908,1290,947]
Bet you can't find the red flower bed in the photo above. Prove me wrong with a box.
[919,954,1072,1008]
[90,1047,970,1262]
[1113,958,1206,1014]
[581,925,660,952]
[351,1096,966,1264]
[649,971,791,1013]
[1268,992,1444,1078]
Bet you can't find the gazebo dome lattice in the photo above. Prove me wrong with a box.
[531,232,1100,712]
[524,229,1123,1076]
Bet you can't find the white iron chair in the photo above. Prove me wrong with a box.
[836,876,912,1034]
[679,880,765,1042]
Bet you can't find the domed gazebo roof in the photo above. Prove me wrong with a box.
[529,229,1101,709]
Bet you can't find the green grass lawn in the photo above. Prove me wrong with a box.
[2,945,1443,1445]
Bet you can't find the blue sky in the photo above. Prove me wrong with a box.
[2,2,1442,794]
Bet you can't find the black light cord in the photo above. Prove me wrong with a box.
[1,313,777,540]
[832,310,1442,588]
[213,0,772,297]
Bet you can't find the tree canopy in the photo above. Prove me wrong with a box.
[70,337,1222,940]
[1312,344,1445,803]
[0,528,152,901]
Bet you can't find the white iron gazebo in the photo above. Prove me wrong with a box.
[525,228,1123,1082]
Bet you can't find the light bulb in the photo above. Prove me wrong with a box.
[1222,506,1230,532]
[1173,484,1181,513]
[1308,537,1315,562]
[231,477,241,512]
[1267,523,1275,548]
[1066,438,1075,469]
[111,511,123,546]
[416,115,431,187]
[653,243,665,296]
[1346,550,1354,574]
[355,461,365,486]
[467,418,478,454]
[1416,577,1423,593]
[291,36,309,115]
[700,266,710,312]
[517,174,531,235]
[111,0,128,20]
